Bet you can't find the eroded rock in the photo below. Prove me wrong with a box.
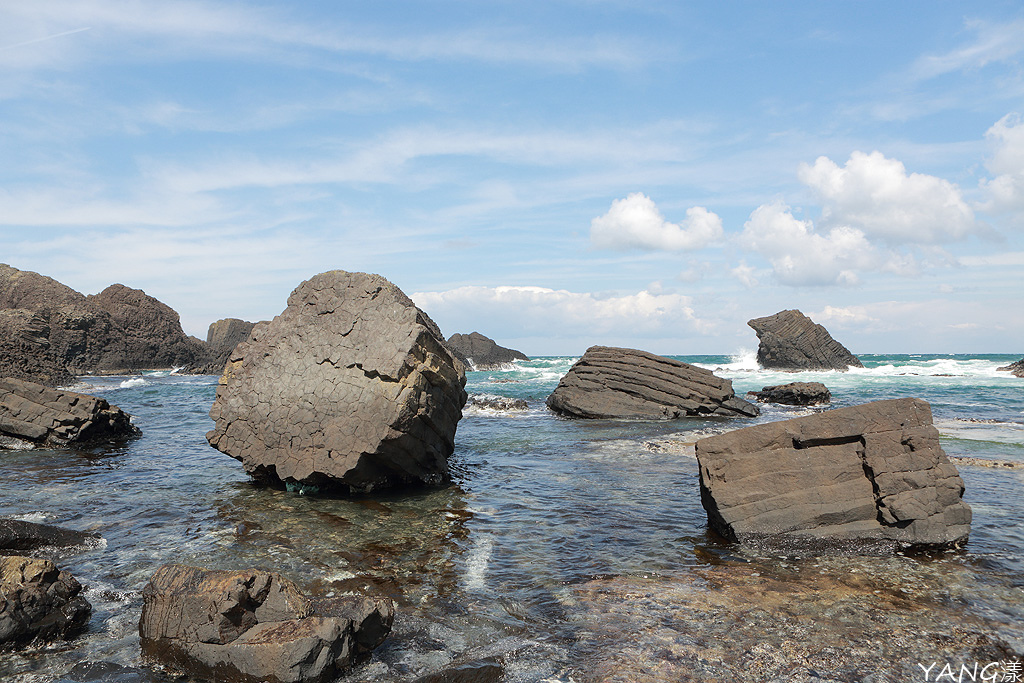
[0,555,91,647]
[446,332,528,370]
[748,309,863,371]
[749,381,831,406]
[997,358,1024,378]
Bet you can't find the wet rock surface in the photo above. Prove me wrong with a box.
[466,394,529,412]
[748,309,863,371]
[446,332,528,370]
[546,346,759,419]
[749,381,832,406]
[696,398,971,548]
[206,270,467,493]
[997,358,1024,377]
[0,519,101,554]
[0,555,92,648]
[0,377,140,450]
[139,564,395,683]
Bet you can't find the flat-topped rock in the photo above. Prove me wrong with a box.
[140,564,395,683]
[207,270,467,493]
[0,555,92,647]
[0,377,140,450]
[446,332,528,370]
[748,309,863,371]
[696,398,971,549]
[749,382,831,406]
[0,519,101,554]
[546,346,759,419]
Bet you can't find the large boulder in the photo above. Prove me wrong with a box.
[748,309,863,371]
[749,381,831,406]
[0,377,140,450]
[546,346,759,419]
[997,358,1024,378]
[0,519,101,554]
[0,555,92,647]
[206,271,467,493]
[139,564,395,683]
[446,332,529,370]
[695,398,971,549]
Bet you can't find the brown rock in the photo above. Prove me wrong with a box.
[696,398,971,549]
[199,318,257,374]
[749,381,831,406]
[0,309,74,387]
[0,555,92,647]
[748,309,863,371]
[997,358,1024,377]
[546,346,759,419]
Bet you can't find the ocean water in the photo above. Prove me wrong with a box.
[1,353,1022,682]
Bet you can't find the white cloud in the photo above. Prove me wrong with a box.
[590,192,723,251]
[730,262,759,289]
[797,151,976,243]
[980,113,1024,217]
[910,19,1024,81]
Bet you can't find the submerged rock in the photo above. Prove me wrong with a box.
[748,381,831,406]
[0,377,140,450]
[997,358,1024,378]
[207,270,467,493]
[748,309,863,371]
[696,398,971,549]
[466,394,529,412]
[0,519,101,554]
[546,346,759,419]
[446,332,528,370]
[139,564,395,683]
[0,555,92,647]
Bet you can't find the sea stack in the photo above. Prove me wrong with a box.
[748,309,863,371]
[446,332,529,370]
[206,270,467,493]
[546,346,759,419]
[695,398,971,549]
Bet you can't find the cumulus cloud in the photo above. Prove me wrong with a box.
[590,192,723,251]
[980,113,1024,217]
[797,151,976,243]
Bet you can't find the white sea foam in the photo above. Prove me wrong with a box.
[119,377,147,388]
[463,535,494,592]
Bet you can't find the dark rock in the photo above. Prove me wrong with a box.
[466,394,529,412]
[139,564,395,683]
[0,519,101,554]
[198,318,257,375]
[748,309,863,371]
[546,346,759,420]
[206,270,467,493]
[0,309,75,387]
[749,381,831,406]
[997,358,1024,378]
[446,332,528,370]
[412,659,504,683]
[0,377,140,450]
[0,555,92,647]
[696,398,971,549]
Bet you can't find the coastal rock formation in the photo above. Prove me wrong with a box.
[201,318,257,374]
[466,394,529,412]
[997,358,1024,378]
[696,398,971,549]
[0,309,74,387]
[0,555,92,647]
[546,346,759,419]
[207,270,467,493]
[749,382,831,406]
[748,309,863,371]
[0,377,140,450]
[446,332,528,370]
[0,519,101,554]
[139,564,395,683]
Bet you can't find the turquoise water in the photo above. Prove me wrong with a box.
[1,354,1022,682]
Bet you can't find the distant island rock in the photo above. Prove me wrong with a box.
[696,398,971,549]
[546,346,759,419]
[997,358,1024,378]
[749,381,832,406]
[446,332,529,370]
[207,270,467,493]
[748,309,863,371]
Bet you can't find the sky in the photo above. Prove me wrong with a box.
[1,1,1023,356]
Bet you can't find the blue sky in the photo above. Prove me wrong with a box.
[2,1,1023,356]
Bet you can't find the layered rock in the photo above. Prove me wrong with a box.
[546,346,759,419]
[139,564,394,683]
[0,309,74,387]
[748,309,863,371]
[696,398,971,549]
[749,382,831,406]
[0,519,101,554]
[997,358,1024,378]
[446,332,528,370]
[0,377,140,450]
[0,555,92,647]
[206,271,467,493]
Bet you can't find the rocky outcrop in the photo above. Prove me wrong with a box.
[199,318,257,375]
[466,394,529,412]
[997,358,1024,378]
[749,382,831,406]
[207,271,467,493]
[0,377,140,450]
[446,332,528,370]
[748,310,863,371]
[0,309,75,387]
[546,346,759,419]
[695,398,971,549]
[0,555,92,647]
[139,564,395,683]
[0,519,101,554]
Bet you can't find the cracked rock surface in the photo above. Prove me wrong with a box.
[696,398,971,549]
[206,270,467,493]
[546,346,759,420]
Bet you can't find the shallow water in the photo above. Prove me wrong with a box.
[1,355,1023,682]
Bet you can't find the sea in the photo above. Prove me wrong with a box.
[1,352,1023,683]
